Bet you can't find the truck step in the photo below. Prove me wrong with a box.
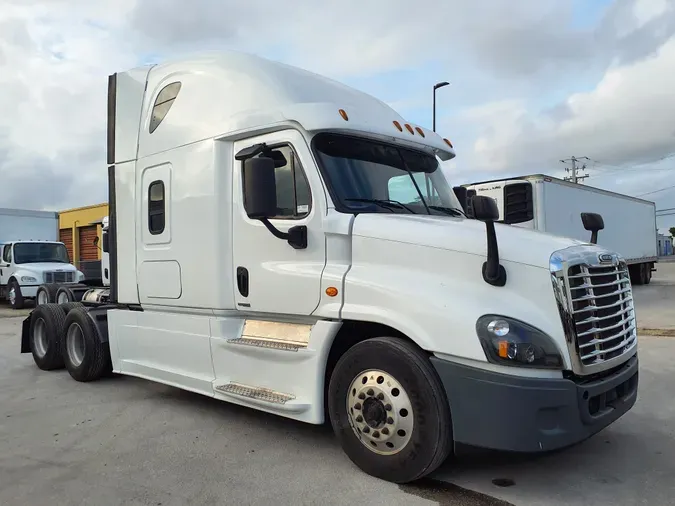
[226,337,305,352]
[215,382,296,404]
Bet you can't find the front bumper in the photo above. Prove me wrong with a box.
[17,284,39,297]
[430,353,639,453]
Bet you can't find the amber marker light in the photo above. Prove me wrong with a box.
[405,124,414,134]
[339,109,349,121]
[415,127,425,138]
[326,287,339,297]
[443,138,453,148]
[393,121,403,131]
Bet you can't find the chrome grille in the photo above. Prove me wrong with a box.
[567,264,636,366]
[550,246,638,375]
[44,271,75,284]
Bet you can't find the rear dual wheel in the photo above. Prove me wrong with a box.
[328,337,453,483]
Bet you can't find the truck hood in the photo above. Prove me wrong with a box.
[15,262,77,272]
[351,214,588,269]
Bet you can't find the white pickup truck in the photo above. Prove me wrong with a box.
[0,240,84,309]
[19,51,640,484]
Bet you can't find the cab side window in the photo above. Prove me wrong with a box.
[2,245,11,264]
[259,145,311,219]
[148,180,166,235]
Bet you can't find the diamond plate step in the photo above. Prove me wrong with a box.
[215,382,296,404]
[227,337,305,352]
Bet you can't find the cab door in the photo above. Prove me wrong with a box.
[232,129,326,316]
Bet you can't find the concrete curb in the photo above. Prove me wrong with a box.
[639,328,675,337]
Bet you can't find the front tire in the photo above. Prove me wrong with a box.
[328,336,453,483]
[8,279,25,309]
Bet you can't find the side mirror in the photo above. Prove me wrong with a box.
[581,212,604,244]
[472,195,499,222]
[452,186,468,212]
[241,156,308,250]
[101,231,109,253]
[471,196,506,287]
[243,157,278,219]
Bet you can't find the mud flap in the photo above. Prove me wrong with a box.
[20,314,32,353]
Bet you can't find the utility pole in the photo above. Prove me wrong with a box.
[560,156,590,184]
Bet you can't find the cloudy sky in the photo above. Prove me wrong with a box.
[0,0,673,231]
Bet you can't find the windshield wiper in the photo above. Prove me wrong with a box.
[344,198,416,214]
[428,205,465,217]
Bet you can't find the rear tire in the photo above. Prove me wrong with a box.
[328,336,453,483]
[60,301,84,314]
[29,304,67,370]
[56,287,75,304]
[36,284,59,305]
[62,307,111,382]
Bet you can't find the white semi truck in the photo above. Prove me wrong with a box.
[1,207,86,309]
[462,174,659,285]
[19,51,639,483]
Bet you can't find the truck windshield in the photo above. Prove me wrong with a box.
[13,243,70,264]
[312,132,463,216]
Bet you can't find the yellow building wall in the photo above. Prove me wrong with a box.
[58,203,109,265]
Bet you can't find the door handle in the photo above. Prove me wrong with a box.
[236,267,249,297]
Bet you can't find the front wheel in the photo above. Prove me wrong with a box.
[8,279,25,309]
[328,337,453,483]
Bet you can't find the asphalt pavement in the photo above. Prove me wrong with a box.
[0,264,673,505]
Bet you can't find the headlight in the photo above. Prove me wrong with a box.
[20,276,37,283]
[476,315,563,369]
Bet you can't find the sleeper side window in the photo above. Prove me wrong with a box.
[148,181,166,235]
[149,82,181,134]
[256,145,312,219]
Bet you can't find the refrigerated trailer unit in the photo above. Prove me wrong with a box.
[19,51,639,483]
[463,174,658,285]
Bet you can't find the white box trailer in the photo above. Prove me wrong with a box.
[462,175,658,285]
[17,51,640,484]
[0,207,59,242]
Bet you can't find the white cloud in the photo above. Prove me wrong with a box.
[459,34,675,175]
[0,0,673,212]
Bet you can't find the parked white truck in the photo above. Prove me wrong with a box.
[462,174,659,285]
[19,51,639,483]
[32,215,111,306]
[1,207,85,309]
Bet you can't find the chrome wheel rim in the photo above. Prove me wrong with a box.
[57,292,69,304]
[8,287,16,306]
[66,323,85,367]
[37,290,48,305]
[346,369,414,455]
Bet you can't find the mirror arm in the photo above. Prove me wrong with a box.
[259,218,288,240]
[259,218,308,250]
[482,220,507,287]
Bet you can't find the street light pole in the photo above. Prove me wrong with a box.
[433,81,450,132]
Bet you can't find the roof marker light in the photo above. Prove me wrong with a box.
[443,138,453,148]
[405,124,414,134]
[393,121,403,131]
[415,127,425,138]
[339,109,349,121]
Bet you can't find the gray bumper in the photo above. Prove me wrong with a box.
[430,353,639,453]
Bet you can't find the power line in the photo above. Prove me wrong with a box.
[636,183,675,197]
[656,207,675,213]
[560,156,590,184]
